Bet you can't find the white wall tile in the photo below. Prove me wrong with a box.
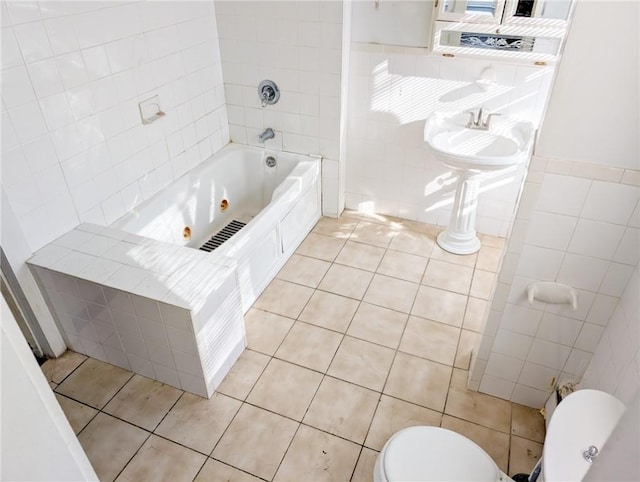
[568,219,626,261]
[524,210,577,251]
[516,245,564,280]
[8,101,48,143]
[13,21,52,63]
[536,313,583,347]
[557,253,609,292]
[527,338,571,370]
[574,323,606,353]
[493,329,533,360]
[535,174,591,216]
[600,263,635,297]
[43,16,79,56]
[519,362,559,391]
[2,66,36,108]
[581,181,638,225]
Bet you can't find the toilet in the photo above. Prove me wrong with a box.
[374,389,627,482]
[373,426,512,482]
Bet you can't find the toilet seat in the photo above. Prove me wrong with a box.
[376,426,505,482]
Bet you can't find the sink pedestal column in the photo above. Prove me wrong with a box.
[437,170,482,255]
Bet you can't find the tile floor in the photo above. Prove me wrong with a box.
[42,211,546,482]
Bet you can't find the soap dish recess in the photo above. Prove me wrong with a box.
[139,95,166,124]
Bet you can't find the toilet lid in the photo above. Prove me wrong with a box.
[383,426,499,482]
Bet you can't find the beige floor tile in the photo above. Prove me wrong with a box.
[347,302,408,349]
[511,403,546,443]
[296,232,346,261]
[274,424,361,482]
[41,350,87,384]
[422,259,474,294]
[303,376,379,444]
[441,415,510,474]
[299,290,359,333]
[155,392,241,454]
[216,350,270,400]
[351,447,379,482]
[328,336,395,391]
[509,435,543,477]
[365,395,442,451]
[194,459,262,482]
[276,253,331,287]
[55,393,98,434]
[103,375,182,431]
[244,309,294,356]
[78,413,148,482]
[349,221,398,248]
[253,279,314,319]
[247,359,323,421]
[212,404,299,480]
[463,297,488,332]
[275,322,343,372]
[478,233,507,250]
[445,369,511,433]
[470,269,496,299]
[476,245,503,272]
[430,244,477,267]
[411,285,467,327]
[56,357,132,409]
[49,381,57,390]
[399,316,460,366]
[384,352,451,412]
[454,329,481,370]
[363,274,419,313]
[335,240,385,272]
[388,230,436,257]
[312,216,359,239]
[318,264,373,300]
[397,219,441,237]
[377,250,429,283]
[116,434,206,482]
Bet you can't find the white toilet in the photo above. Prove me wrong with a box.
[374,389,626,482]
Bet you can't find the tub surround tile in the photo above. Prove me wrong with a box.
[445,369,512,434]
[352,447,379,482]
[212,404,299,481]
[303,376,379,444]
[399,316,460,366]
[155,392,241,455]
[247,359,323,421]
[275,253,331,287]
[55,357,132,409]
[78,413,148,482]
[299,290,359,333]
[441,415,510,474]
[216,350,270,401]
[318,264,373,300]
[194,459,262,482]
[275,322,343,373]
[253,279,314,319]
[243,309,294,356]
[384,352,452,412]
[116,434,206,482]
[509,436,543,477]
[274,425,361,482]
[365,395,442,451]
[102,374,182,431]
[55,393,98,435]
[327,336,395,391]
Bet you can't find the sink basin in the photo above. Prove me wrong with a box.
[424,112,535,171]
[543,389,626,481]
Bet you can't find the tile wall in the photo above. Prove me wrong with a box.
[581,267,639,405]
[470,155,639,407]
[1,1,229,253]
[345,43,556,237]
[214,0,345,216]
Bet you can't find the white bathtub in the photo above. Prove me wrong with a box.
[112,143,322,311]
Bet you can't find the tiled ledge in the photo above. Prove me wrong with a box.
[27,223,245,398]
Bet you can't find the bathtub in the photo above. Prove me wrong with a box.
[112,143,322,312]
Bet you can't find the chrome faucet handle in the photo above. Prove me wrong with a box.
[483,112,501,129]
[464,110,477,128]
[583,445,599,463]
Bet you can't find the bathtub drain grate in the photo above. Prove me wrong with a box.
[199,220,246,253]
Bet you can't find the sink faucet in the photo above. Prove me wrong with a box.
[259,127,275,143]
[465,108,501,130]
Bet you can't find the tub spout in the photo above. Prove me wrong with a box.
[259,128,275,143]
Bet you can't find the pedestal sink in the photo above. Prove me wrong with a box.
[424,111,535,255]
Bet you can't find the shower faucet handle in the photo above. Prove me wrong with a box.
[583,445,598,463]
